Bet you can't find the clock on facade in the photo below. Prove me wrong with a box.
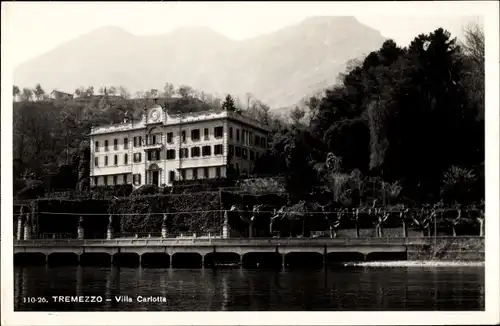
[150,109,160,122]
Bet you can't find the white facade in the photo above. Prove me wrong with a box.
[89,105,271,187]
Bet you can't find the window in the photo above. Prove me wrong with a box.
[104,156,109,166]
[95,141,100,152]
[255,135,260,147]
[114,139,118,150]
[148,150,160,161]
[193,168,198,180]
[203,167,209,179]
[236,129,240,142]
[148,134,157,145]
[133,153,142,163]
[181,131,186,143]
[180,169,186,180]
[167,132,173,144]
[250,150,255,161]
[94,157,99,167]
[167,149,176,160]
[242,130,246,144]
[204,128,209,140]
[114,155,118,165]
[235,146,242,157]
[169,170,175,183]
[215,167,221,178]
[124,138,128,149]
[124,154,128,165]
[249,132,254,145]
[214,126,223,138]
[242,148,248,159]
[104,176,108,186]
[214,144,223,155]
[202,145,211,156]
[134,136,143,147]
[229,127,233,139]
[133,173,141,186]
[104,140,109,151]
[260,137,266,148]
[93,177,98,186]
[123,174,128,184]
[228,145,234,156]
[179,148,188,158]
[113,175,117,185]
[191,147,201,157]
[191,129,200,141]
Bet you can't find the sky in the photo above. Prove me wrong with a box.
[2,2,484,68]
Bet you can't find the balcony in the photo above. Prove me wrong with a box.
[143,142,163,150]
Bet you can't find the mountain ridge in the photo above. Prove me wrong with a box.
[14,16,386,108]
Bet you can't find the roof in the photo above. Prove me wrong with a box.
[51,90,73,95]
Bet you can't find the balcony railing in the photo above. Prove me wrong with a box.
[143,142,163,150]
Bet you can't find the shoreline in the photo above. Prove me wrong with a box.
[346,260,484,267]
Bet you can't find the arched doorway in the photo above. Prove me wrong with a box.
[148,163,162,186]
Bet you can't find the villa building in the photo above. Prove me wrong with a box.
[50,90,74,100]
[89,99,271,187]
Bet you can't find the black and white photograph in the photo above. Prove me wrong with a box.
[1,1,499,325]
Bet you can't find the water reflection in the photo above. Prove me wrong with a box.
[221,272,229,311]
[14,266,484,311]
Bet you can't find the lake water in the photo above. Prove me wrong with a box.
[14,266,484,311]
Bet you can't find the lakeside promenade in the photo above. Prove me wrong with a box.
[14,236,484,268]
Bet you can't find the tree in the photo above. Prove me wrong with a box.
[13,85,20,101]
[118,86,130,99]
[221,94,236,112]
[440,166,479,204]
[21,88,34,101]
[108,86,117,95]
[290,107,305,127]
[269,207,285,236]
[34,83,45,101]
[229,204,255,238]
[74,87,86,98]
[163,83,175,98]
[177,85,193,99]
[13,101,58,178]
[397,206,410,238]
[58,109,82,165]
[150,88,159,98]
[462,23,485,120]
[258,102,271,124]
[462,23,484,70]
[85,86,94,97]
[76,140,90,191]
[411,207,433,237]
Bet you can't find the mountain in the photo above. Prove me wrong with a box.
[14,16,386,108]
